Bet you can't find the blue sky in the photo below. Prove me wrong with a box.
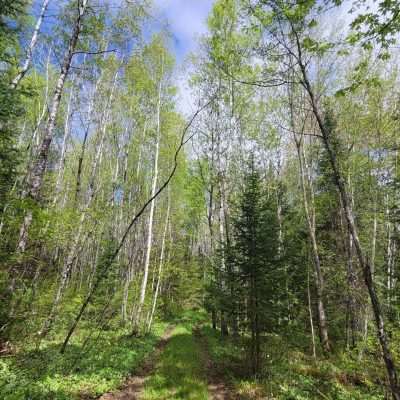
[152,0,215,62]
[31,0,214,63]
[29,0,214,114]
[150,0,215,114]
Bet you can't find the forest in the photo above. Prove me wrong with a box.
[1,0,400,399]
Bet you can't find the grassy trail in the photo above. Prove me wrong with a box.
[99,323,219,400]
[141,324,210,400]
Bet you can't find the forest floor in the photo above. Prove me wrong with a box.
[95,318,386,400]
[0,321,170,399]
[0,312,389,399]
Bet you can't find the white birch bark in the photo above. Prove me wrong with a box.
[121,122,147,321]
[133,60,163,333]
[16,0,89,254]
[291,124,331,352]
[53,73,77,203]
[146,192,170,332]
[11,0,51,89]
[38,67,118,339]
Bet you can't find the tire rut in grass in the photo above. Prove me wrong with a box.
[97,325,175,400]
[194,327,238,400]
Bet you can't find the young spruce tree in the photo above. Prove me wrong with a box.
[228,158,280,375]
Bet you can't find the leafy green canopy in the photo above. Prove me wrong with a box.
[0,0,26,210]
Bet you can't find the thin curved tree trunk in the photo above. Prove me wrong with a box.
[59,95,213,353]
[38,67,119,340]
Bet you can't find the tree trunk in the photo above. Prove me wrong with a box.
[133,62,163,334]
[212,310,217,330]
[39,69,119,339]
[16,0,89,252]
[11,0,51,89]
[292,132,331,353]
[147,193,170,333]
[346,229,357,349]
[27,0,88,201]
[53,73,76,203]
[307,265,317,359]
[386,195,394,309]
[295,36,400,397]
[27,47,51,158]
[38,213,86,339]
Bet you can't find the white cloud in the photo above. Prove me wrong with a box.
[151,0,214,115]
[152,0,214,59]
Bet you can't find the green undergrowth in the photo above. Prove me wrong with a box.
[142,315,209,400]
[0,321,169,400]
[201,326,387,400]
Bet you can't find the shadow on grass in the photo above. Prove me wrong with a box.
[200,326,249,378]
[142,331,209,400]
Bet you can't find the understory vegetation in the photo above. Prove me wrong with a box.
[1,0,400,399]
[0,322,169,399]
[202,325,387,399]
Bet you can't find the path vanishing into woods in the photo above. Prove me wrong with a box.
[98,325,236,400]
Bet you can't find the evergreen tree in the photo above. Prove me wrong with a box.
[228,159,280,375]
